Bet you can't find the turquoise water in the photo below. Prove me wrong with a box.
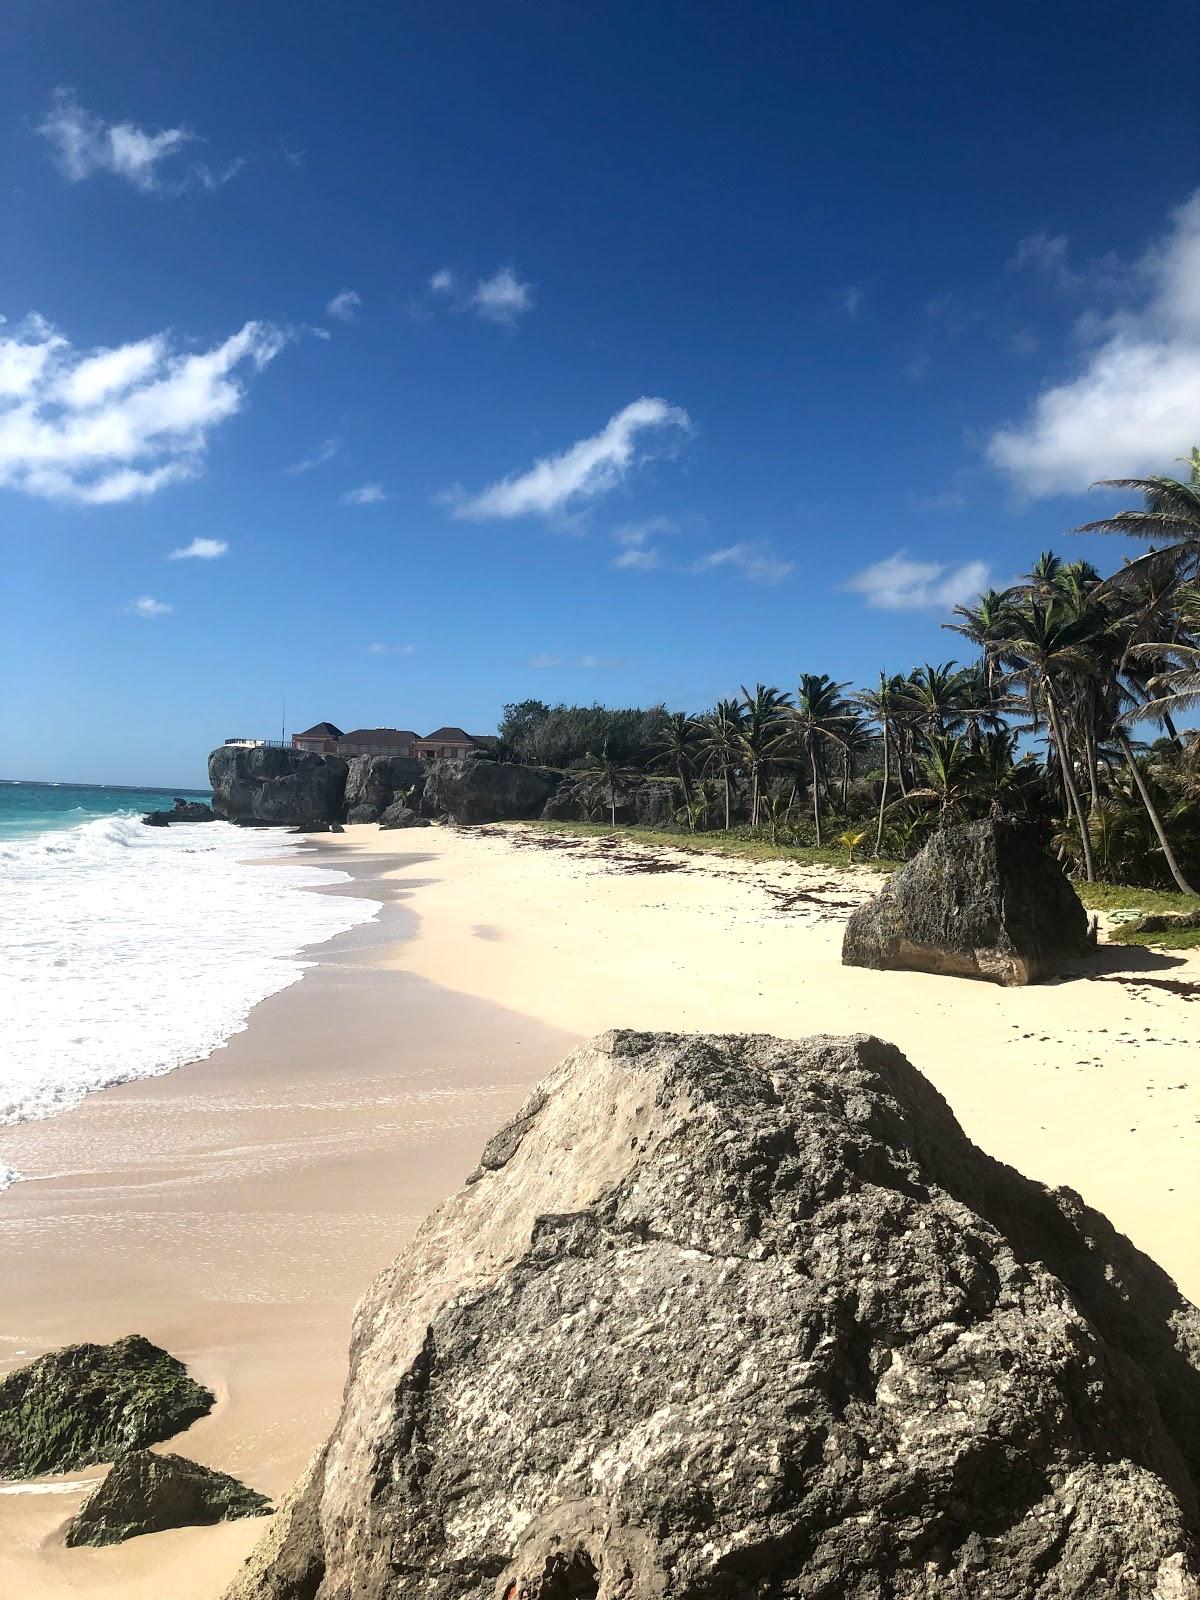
[0,780,212,841]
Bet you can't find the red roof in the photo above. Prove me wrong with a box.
[420,726,473,742]
[339,728,418,746]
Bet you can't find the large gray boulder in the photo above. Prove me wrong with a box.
[225,1030,1200,1600]
[343,755,425,823]
[208,747,348,827]
[542,773,678,826]
[421,758,559,824]
[0,1335,214,1479]
[66,1449,272,1546]
[843,818,1091,985]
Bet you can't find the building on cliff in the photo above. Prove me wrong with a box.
[291,722,344,754]
[336,728,419,759]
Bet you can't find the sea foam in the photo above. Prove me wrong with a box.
[1,815,379,1185]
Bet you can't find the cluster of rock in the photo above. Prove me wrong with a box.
[208,746,349,829]
[206,746,640,829]
[0,1334,270,1547]
[226,1028,1200,1600]
[842,818,1093,985]
[142,797,218,826]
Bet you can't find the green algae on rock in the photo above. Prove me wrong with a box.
[66,1449,272,1546]
[0,1334,215,1479]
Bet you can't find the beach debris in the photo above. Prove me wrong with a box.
[226,1029,1200,1599]
[842,817,1091,984]
[0,1334,214,1479]
[65,1448,272,1546]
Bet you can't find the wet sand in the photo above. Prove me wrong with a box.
[2,822,1198,1598]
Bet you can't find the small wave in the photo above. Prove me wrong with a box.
[0,817,379,1152]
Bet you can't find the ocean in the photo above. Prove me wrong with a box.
[0,781,380,1188]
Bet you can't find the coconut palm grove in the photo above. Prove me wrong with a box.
[497,459,1200,896]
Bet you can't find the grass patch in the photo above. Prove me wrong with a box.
[518,819,899,872]
[1077,883,1200,948]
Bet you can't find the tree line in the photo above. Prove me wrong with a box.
[498,457,1200,892]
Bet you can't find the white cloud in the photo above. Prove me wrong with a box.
[693,540,794,584]
[528,651,618,670]
[341,482,386,505]
[169,536,228,560]
[470,267,534,325]
[127,594,172,618]
[610,514,675,570]
[36,88,236,195]
[287,437,341,474]
[367,641,415,655]
[430,268,456,294]
[0,312,284,504]
[989,191,1200,496]
[1009,231,1081,291]
[843,551,990,611]
[326,290,361,322]
[453,397,690,521]
[613,546,661,570]
[840,285,863,316]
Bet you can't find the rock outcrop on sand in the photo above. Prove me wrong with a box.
[66,1449,272,1546]
[420,757,558,824]
[0,1335,214,1479]
[343,755,425,824]
[226,1029,1200,1600]
[842,817,1091,985]
[542,773,677,826]
[208,746,348,828]
[378,801,430,829]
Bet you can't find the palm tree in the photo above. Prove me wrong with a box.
[989,597,1101,881]
[737,684,791,828]
[696,699,744,830]
[1073,450,1200,580]
[790,673,851,847]
[901,734,979,823]
[653,711,702,829]
[579,738,632,827]
[905,660,967,737]
[852,671,906,857]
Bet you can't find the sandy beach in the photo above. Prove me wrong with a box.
[2,821,1198,1599]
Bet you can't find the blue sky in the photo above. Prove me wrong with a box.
[4,0,1200,786]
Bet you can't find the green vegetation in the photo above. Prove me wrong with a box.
[499,453,1200,896]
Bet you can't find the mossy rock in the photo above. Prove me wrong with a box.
[0,1335,214,1479]
[66,1449,272,1546]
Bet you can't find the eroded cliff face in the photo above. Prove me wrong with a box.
[225,1029,1200,1600]
[208,747,348,826]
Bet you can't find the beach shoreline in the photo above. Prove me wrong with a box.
[3,819,1198,1598]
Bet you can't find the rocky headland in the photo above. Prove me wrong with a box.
[225,1028,1200,1599]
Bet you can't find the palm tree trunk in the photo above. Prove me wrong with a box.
[1114,729,1197,894]
[1162,710,1184,752]
[1045,690,1095,882]
[724,767,732,830]
[1084,732,1100,814]
[809,748,822,847]
[875,730,890,857]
